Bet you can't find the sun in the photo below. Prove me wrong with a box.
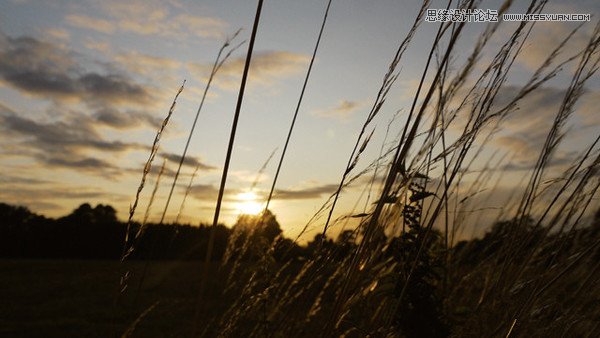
[235,191,263,215]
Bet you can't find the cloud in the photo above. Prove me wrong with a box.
[1,186,111,201]
[576,90,600,127]
[312,100,362,120]
[65,14,116,34]
[0,84,216,179]
[80,73,149,103]
[84,40,110,54]
[67,1,226,39]
[187,182,338,203]
[488,85,599,171]
[93,107,161,129]
[18,201,63,212]
[0,34,151,105]
[507,21,595,71]
[190,184,219,200]
[0,175,51,185]
[42,156,117,170]
[45,28,71,41]
[0,101,14,113]
[190,184,338,201]
[190,51,310,90]
[0,108,149,176]
[273,183,339,200]
[160,152,216,171]
[0,112,139,154]
[174,14,226,38]
[114,51,181,76]
[497,146,577,172]
[0,185,125,215]
[495,135,536,158]
[484,86,567,134]
[117,14,225,38]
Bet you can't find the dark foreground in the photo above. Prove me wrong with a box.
[0,259,223,337]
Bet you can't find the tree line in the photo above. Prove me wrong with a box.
[0,202,335,260]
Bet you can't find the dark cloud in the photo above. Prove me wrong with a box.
[123,158,216,181]
[446,84,569,138]
[32,153,125,179]
[79,73,147,101]
[1,187,110,200]
[42,156,117,170]
[189,184,251,203]
[487,85,597,171]
[0,109,147,177]
[188,183,338,202]
[1,105,217,179]
[189,184,222,201]
[493,86,566,132]
[160,152,216,171]
[24,201,64,211]
[0,175,51,185]
[0,185,125,215]
[0,112,142,154]
[273,184,339,200]
[0,34,150,104]
[93,107,161,129]
[499,151,579,172]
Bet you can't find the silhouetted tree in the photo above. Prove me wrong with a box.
[230,210,283,261]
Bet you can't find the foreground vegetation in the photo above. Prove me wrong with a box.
[1,202,599,336]
[0,259,223,337]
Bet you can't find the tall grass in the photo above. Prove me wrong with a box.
[121,0,600,336]
[131,30,245,308]
[194,1,265,335]
[263,0,333,214]
[119,80,184,264]
[114,81,184,332]
[158,30,244,225]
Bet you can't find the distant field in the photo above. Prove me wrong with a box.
[0,259,225,337]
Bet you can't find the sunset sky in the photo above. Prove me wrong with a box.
[1,0,599,240]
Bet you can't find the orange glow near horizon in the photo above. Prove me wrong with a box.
[235,191,263,216]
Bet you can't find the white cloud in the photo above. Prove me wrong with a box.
[45,28,70,41]
[66,14,116,34]
[189,51,310,90]
[312,100,362,120]
[114,52,182,76]
[66,0,227,39]
[509,21,594,71]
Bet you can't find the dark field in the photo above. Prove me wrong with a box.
[0,259,224,337]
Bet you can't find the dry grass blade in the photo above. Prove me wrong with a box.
[174,164,201,225]
[251,147,278,191]
[263,0,334,214]
[193,1,264,334]
[142,158,167,229]
[121,301,161,338]
[111,80,184,332]
[321,0,432,238]
[120,80,185,263]
[159,31,244,225]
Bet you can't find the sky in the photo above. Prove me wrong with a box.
[1,0,599,241]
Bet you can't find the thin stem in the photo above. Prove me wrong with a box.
[193,0,264,334]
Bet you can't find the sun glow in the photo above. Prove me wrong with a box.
[235,191,263,215]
